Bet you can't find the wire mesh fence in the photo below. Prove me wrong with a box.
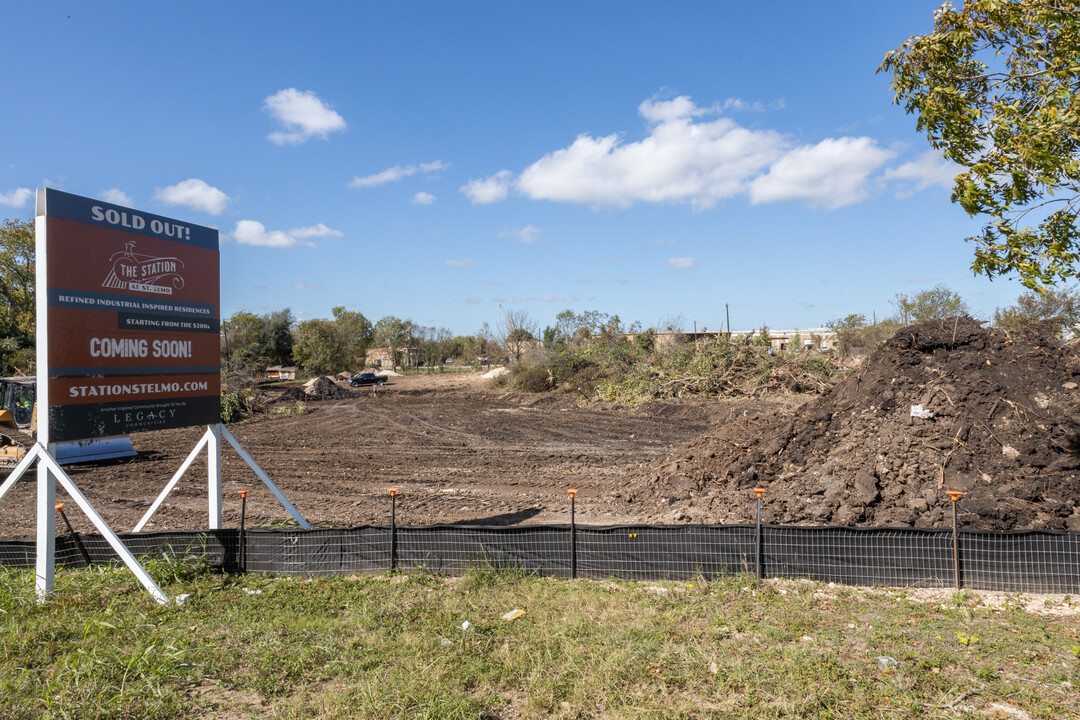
[2,521,1078,593]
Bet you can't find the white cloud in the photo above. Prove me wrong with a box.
[749,137,895,209]
[155,178,230,215]
[460,170,512,204]
[638,95,711,124]
[651,238,675,247]
[724,97,786,112]
[231,219,315,249]
[348,160,449,189]
[412,191,436,205]
[0,188,32,207]
[883,150,960,195]
[288,223,343,239]
[473,95,894,212]
[499,225,541,244]
[99,189,133,207]
[264,88,346,145]
[541,294,579,302]
[516,95,787,210]
[445,258,475,267]
[665,257,696,270]
[293,282,323,290]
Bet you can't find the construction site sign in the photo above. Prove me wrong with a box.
[36,189,220,442]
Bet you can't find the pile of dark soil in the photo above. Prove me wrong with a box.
[636,318,1080,530]
[278,376,355,401]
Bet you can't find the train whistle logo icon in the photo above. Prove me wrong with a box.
[102,241,186,296]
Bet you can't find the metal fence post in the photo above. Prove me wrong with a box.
[238,490,248,572]
[388,488,399,572]
[568,489,578,579]
[754,488,766,580]
[948,491,964,590]
[55,503,91,567]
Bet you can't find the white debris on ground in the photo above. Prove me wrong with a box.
[483,366,509,379]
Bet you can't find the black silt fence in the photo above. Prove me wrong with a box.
[1,524,1078,594]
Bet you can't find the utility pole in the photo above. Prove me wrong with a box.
[725,304,731,340]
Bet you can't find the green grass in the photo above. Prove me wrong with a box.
[1,563,1078,719]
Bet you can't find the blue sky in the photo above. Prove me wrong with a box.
[2,2,1032,335]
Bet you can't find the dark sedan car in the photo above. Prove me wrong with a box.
[348,372,385,387]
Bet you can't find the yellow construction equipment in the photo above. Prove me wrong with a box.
[0,377,137,468]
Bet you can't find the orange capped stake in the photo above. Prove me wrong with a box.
[753,488,766,499]
[567,488,578,498]
[947,491,965,502]
[54,502,65,512]
[388,487,399,497]
[238,490,249,499]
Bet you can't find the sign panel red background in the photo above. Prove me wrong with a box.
[41,190,220,441]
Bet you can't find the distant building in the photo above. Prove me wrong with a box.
[624,329,837,352]
[364,346,420,369]
[266,365,298,380]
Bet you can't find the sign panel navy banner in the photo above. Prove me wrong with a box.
[37,188,220,442]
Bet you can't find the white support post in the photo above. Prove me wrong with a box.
[41,450,169,605]
[34,205,54,601]
[208,424,222,529]
[0,442,42,504]
[220,425,310,529]
[35,446,56,600]
[133,427,213,532]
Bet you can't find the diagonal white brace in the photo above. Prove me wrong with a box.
[39,450,169,604]
[0,442,43,504]
[220,424,310,529]
[133,427,214,532]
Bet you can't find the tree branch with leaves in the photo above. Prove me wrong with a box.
[880,0,1080,288]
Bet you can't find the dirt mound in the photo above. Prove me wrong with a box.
[636,318,1080,530]
[275,376,356,402]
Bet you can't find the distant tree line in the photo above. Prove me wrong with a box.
[5,217,1080,381]
[221,307,499,377]
[827,283,1080,358]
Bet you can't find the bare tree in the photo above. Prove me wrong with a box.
[497,307,538,362]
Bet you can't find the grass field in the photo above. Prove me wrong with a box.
[1,561,1078,719]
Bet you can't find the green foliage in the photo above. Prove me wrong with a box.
[292,318,347,374]
[220,391,242,423]
[221,308,295,373]
[330,305,373,366]
[373,316,416,370]
[900,283,970,323]
[995,285,1080,333]
[881,1,1080,288]
[0,218,35,375]
[511,320,838,404]
[827,313,868,356]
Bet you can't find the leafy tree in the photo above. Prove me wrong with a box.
[0,219,35,374]
[293,318,346,374]
[827,314,868,357]
[994,285,1080,332]
[221,308,295,372]
[880,1,1080,288]
[901,284,970,323]
[373,316,415,370]
[331,306,372,367]
[262,309,295,366]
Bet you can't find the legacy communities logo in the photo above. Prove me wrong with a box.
[103,241,186,296]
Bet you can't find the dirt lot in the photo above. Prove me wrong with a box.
[0,373,725,539]
[5,319,1080,538]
